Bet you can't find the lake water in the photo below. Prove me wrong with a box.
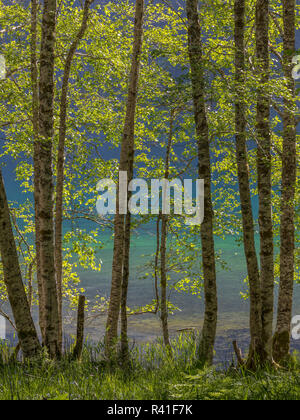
[74,231,300,364]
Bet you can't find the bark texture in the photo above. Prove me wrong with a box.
[105,0,144,357]
[31,0,46,344]
[160,111,174,349]
[234,0,262,366]
[255,0,274,362]
[55,0,94,354]
[186,0,218,366]
[273,0,297,363]
[72,295,85,360]
[120,211,131,362]
[0,171,41,359]
[38,0,60,358]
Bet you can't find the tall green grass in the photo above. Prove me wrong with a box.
[0,335,299,400]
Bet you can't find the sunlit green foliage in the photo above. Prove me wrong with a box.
[0,0,299,321]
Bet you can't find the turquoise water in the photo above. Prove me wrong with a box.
[76,231,300,363]
[2,160,299,362]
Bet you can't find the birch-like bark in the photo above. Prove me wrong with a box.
[38,0,60,358]
[105,0,144,357]
[273,0,296,363]
[160,111,174,349]
[27,258,35,310]
[154,215,161,314]
[31,0,46,344]
[120,137,135,361]
[72,295,85,360]
[234,0,262,367]
[186,0,218,366]
[55,0,94,354]
[255,0,274,362]
[0,171,41,359]
[120,211,131,362]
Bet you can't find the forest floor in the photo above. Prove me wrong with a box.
[0,336,299,400]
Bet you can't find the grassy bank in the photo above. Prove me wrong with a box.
[0,336,299,400]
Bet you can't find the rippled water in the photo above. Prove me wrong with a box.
[76,231,300,363]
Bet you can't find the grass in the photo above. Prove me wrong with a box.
[0,335,299,400]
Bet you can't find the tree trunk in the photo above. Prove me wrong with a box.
[120,211,131,362]
[27,258,35,310]
[186,0,218,366]
[255,0,274,363]
[31,0,46,344]
[160,111,174,349]
[154,215,161,314]
[72,295,85,360]
[234,0,262,368]
[55,0,94,355]
[38,0,60,358]
[0,171,41,359]
[160,212,170,348]
[273,0,296,363]
[105,0,144,358]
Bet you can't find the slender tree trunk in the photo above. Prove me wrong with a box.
[105,0,144,358]
[154,215,161,314]
[273,0,296,363]
[186,0,218,366]
[27,258,35,310]
[38,0,60,358]
[160,212,170,348]
[160,111,174,349]
[31,0,46,344]
[0,171,41,359]
[255,0,274,363]
[55,0,94,355]
[160,211,171,347]
[120,211,131,362]
[72,295,85,360]
[234,0,262,368]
